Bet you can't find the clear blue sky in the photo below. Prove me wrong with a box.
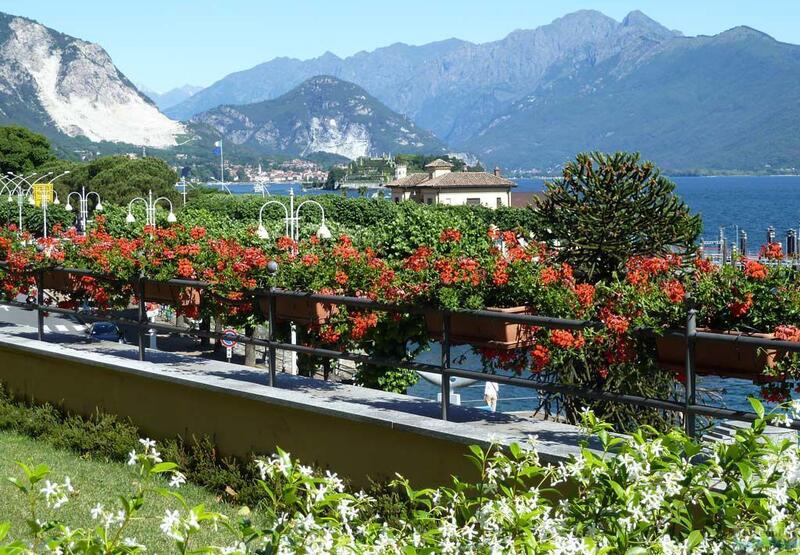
[3,0,799,92]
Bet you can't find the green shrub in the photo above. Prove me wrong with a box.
[3,400,800,553]
[0,384,268,505]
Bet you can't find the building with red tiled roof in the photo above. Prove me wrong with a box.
[387,159,516,208]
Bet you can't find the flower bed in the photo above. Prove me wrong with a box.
[0,220,799,409]
[3,402,800,553]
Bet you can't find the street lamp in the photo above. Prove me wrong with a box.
[256,200,289,240]
[65,185,103,235]
[126,190,176,232]
[175,177,194,206]
[5,172,38,232]
[255,186,330,376]
[207,176,232,195]
[38,171,70,239]
[255,186,330,243]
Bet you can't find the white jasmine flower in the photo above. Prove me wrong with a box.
[160,509,183,540]
[90,503,104,520]
[40,480,57,498]
[169,471,186,488]
[139,438,157,451]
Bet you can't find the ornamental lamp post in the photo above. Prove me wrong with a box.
[254,186,331,375]
[65,185,103,235]
[256,200,289,240]
[39,171,70,239]
[255,186,330,243]
[126,190,176,237]
[6,172,38,232]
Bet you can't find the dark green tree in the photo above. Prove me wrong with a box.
[56,156,178,205]
[536,152,701,281]
[324,166,347,189]
[0,126,55,174]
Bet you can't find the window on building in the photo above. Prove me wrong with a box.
[466,198,481,205]
[394,197,400,203]
[426,198,433,205]
[496,197,502,208]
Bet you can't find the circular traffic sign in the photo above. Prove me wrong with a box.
[220,328,238,348]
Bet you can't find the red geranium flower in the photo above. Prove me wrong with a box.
[774,325,800,342]
[302,254,319,267]
[574,283,595,308]
[492,260,509,286]
[540,267,559,285]
[177,258,194,278]
[759,242,783,260]
[530,344,550,373]
[744,260,767,281]
[694,256,715,274]
[600,308,630,335]
[729,292,753,318]
[550,329,576,349]
[662,280,685,304]
[439,228,462,243]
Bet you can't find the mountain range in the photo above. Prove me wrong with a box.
[0,9,798,172]
[168,10,800,172]
[191,76,447,160]
[141,84,203,112]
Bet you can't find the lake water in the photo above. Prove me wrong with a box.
[217,177,800,414]
[511,175,800,247]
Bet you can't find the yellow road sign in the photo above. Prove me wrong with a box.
[32,183,53,207]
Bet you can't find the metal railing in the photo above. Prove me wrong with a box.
[2,263,800,436]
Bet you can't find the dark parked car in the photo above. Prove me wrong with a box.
[86,322,124,343]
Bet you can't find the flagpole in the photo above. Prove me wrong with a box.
[219,139,224,186]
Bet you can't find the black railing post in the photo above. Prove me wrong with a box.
[137,274,146,361]
[441,312,451,421]
[267,291,277,387]
[36,270,44,341]
[685,307,697,437]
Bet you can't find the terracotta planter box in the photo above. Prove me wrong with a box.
[143,281,201,306]
[656,329,782,381]
[42,270,77,292]
[425,306,535,350]
[258,295,338,325]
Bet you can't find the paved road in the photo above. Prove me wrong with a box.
[0,297,89,336]
[0,297,160,348]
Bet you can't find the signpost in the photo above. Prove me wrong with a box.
[32,183,53,207]
[221,328,238,362]
[146,304,159,350]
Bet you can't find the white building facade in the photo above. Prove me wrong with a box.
[387,159,515,209]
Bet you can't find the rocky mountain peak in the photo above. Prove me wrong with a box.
[0,11,184,147]
[622,10,678,36]
[191,75,446,160]
[713,25,775,43]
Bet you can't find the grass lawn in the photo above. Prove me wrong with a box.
[0,430,242,551]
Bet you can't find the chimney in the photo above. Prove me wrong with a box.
[494,166,501,177]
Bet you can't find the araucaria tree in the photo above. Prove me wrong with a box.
[536,152,701,281]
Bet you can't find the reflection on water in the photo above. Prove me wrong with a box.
[406,342,773,414]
